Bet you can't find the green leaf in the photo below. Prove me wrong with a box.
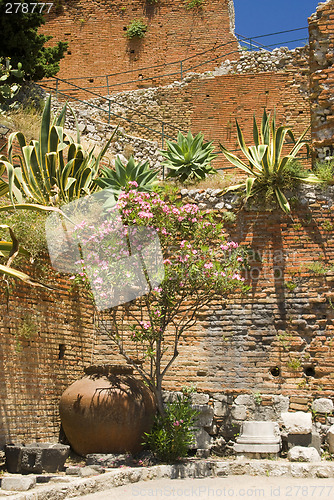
[275,187,290,213]
[0,263,53,289]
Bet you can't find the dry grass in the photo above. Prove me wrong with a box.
[161,171,243,192]
[4,106,43,142]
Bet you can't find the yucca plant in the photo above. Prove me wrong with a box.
[161,131,217,183]
[1,94,115,207]
[219,110,322,213]
[94,155,159,208]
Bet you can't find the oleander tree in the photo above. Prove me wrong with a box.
[72,190,248,415]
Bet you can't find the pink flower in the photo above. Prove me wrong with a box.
[128,181,138,187]
[204,262,213,269]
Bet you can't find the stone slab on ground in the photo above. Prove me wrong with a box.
[1,475,36,491]
[5,459,334,499]
[288,446,321,463]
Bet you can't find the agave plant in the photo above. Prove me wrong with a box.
[219,110,322,213]
[94,155,159,208]
[1,94,115,207]
[161,131,217,183]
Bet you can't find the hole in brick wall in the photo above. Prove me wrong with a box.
[123,26,127,31]
[130,49,135,54]
[270,366,280,377]
[206,94,210,97]
[265,90,269,94]
[58,344,66,360]
[138,74,143,79]
[88,78,94,83]
[67,50,72,55]
[304,366,315,377]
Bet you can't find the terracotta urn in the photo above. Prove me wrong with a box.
[59,365,157,456]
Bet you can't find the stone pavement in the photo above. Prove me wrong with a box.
[71,476,334,500]
[1,458,334,499]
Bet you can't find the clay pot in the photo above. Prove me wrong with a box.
[59,365,157,456]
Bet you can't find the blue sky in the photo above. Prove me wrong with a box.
[234,0,321,50]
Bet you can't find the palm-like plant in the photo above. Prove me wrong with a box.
[161,131,217,183]
[94,155,159,207]
[219,110,322,213]
[1,94,115,206]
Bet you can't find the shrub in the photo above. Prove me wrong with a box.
[314,158,334,185]
[143,393,199,462]
[125,19,148,39]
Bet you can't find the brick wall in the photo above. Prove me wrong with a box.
[40,0,239,97]
[0,262,95,447]
[1,190,334,445]
[92,186,334,414]
[308,0,334,159]
[72,69,310,171]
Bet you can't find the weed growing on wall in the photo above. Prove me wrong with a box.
[185,0,204,9]
[125,19,148,39]
[314,158,334,185]
[0,204,48,260]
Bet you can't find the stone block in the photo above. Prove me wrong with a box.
[1,475,36,491]
[234,421,281,455]
[231,404,247,420]
[327,424,334,454]
[79,466,102,477]
[288,446,321,463]
[272,395,290,414]
[66,466,81,475]
[192,428,212,450]
[281,412,312,434]
[193,405,214,427]
[5,443,70,474]
[287,432,321,454]
[213,401,228,417]
[234,395,254,406]
[312,398,334,414]
[190,393,209,405]
[86,453,133,468]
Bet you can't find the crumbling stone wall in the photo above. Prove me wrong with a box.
[308,0,334,160]
[65,69,311,171]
